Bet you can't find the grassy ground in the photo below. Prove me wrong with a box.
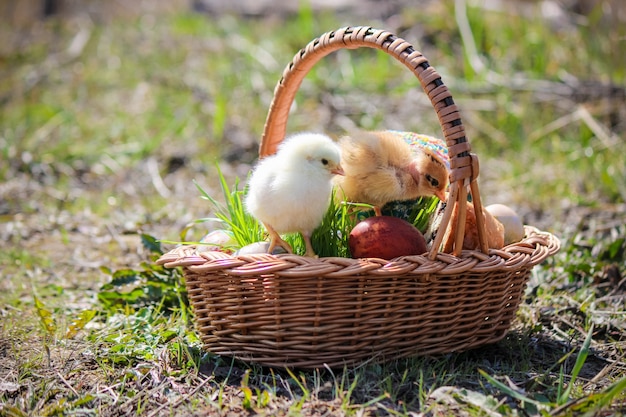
[1,0,625,415]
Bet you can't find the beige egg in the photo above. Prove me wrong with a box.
[198,230,237,253]
[485,204,525,245]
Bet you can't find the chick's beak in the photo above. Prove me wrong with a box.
[435,189,447,201]
[331,164,345,176]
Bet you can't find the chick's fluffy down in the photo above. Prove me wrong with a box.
[245,133,342,235]
[334,131,449,208]
[335,133,396,205]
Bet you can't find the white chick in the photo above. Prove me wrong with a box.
[334,130,449,215]
[245,133,344,257]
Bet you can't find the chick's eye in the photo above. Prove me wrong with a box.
[321,158,329,165]
[426,174,439,187]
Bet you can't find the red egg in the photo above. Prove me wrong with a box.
[349,216,427,259]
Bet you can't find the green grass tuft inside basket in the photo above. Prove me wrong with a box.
[195,167,439,256]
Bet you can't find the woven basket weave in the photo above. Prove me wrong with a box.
[157,26,560,369]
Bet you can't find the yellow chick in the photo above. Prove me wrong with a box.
[334,130,449,215]
[245,133,344,257]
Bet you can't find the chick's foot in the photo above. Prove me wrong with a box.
[265,224,293,255]
[302,233,318,258]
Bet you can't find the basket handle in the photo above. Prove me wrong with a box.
[259,26,489,258]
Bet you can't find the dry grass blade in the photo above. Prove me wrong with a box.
[145,376,212,417]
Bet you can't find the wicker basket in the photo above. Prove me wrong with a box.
[157,26,560,369]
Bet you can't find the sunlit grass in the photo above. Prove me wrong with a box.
[1,1,625,416]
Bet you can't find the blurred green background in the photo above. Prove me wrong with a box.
[2,0,624,237]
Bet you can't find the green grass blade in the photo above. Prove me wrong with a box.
[65,309,97,339]
[34,295,57,335]
[584,376,626,413]
[193,179,221,207]
[551,375,626,416]
[479,369,549,409]
[560,325,594,404]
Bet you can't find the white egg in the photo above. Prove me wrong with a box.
[485,204,525,245]
[235,242,288,255]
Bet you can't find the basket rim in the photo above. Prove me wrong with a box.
[156,226,560,278]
